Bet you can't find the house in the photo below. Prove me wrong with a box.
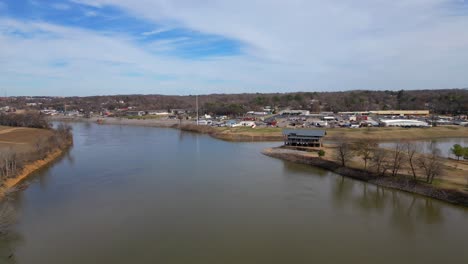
[170,109,188,115]
[283,129,326,147]
[197,119,212,125]
[146,110,169,115]
[279,110,310,116]
[233,121,256,128]
[127,111,145,116]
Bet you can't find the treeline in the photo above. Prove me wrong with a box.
[335,140,447,185]
[0,123,72,184]
[0,112,49,129]
[4,89,468,116]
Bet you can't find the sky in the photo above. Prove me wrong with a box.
[0,0,468,96]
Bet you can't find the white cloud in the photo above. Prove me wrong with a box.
[51,3,71,10]
[84,10,98,17]
[2,0,468,95]
[61,1,468,70]
[69,0,103,8]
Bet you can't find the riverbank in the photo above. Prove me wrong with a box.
[263,147,468,207]
[0,148,67,200]
[178,124,468,142]
[0,125,73,201]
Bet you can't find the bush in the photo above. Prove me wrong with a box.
[318,149,325,158]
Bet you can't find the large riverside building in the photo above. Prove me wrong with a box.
[283,129,326,147]
[380,119,430,127]
[338,110,429,116]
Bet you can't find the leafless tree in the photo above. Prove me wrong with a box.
[355,139,377,171]
[417,148,443,184]
[335,141,354,167]
[405,141,421,179]
[390,142,406,177]
[370,148,389,176]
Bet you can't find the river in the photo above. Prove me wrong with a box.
[1,123,467,263]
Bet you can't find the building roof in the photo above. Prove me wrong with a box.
[283,129,326,137]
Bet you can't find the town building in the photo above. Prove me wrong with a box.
[283,129,326,147]
[127,111,145,116]
[380,119,430,127]
[279,110,310,116]
[370,110,429,116]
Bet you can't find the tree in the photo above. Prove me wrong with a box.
[450,144,464,161]
[417,148,443,184]
[370,148,388,176]
[390,142,405,177]
[335,141,353,167]
[464,147,468,160]
[405,142,421,179]
[354,139,377,171]
[317,149,325,159]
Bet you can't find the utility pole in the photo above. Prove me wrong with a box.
[196,94,199,126]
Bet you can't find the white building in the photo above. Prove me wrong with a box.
[279,110,310,116]
[380,119,429,127]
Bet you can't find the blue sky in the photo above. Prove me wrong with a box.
[1,0,468,96]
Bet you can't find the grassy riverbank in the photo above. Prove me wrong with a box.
[263,147,468,207]
[0,126,72,200]
[179,124,468,142]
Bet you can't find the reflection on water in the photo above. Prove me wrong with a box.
[332,177,443,234]
[380,138,468,158]
[1,123,467,264]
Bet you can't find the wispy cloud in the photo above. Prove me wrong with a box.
[142,27,171,36]
[84,10,98,17]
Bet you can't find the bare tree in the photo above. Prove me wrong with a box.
[335,141,354,167]
[417,148,443,184]
[355,139,377,171]
[390,142,406,177]
[405,141,421,179]
[370,148,389,177]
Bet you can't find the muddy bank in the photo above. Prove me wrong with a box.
[262,147,468,207]
[0,146,71,201]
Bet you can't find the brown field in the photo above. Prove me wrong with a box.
[0,126,53,153]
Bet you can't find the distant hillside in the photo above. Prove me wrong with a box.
[2,89,467,115]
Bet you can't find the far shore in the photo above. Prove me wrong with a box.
[177,123,468,142]
[50,116,468,142]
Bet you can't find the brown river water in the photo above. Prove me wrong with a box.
[1,123,467,263]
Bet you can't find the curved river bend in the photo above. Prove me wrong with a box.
[1,123,467,263]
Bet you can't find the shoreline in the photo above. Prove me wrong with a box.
[0,147,69,201]
[49,117,468,142]
[262,147,468,208]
